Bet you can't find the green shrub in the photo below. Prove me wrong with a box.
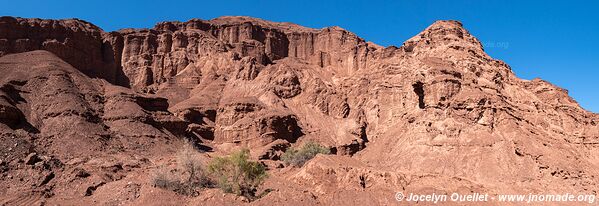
[152,143,211,196]
[281,141,330,167]
[207,149,268,200]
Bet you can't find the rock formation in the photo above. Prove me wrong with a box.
[0,16,597,205]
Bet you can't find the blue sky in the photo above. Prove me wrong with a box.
[2,0,598,112]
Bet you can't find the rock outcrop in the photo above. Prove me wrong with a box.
[0,16,597,205]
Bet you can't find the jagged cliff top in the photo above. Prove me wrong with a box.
[1,15,489,54]
[209,16,318,32]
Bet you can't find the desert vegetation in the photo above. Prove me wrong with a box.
[152,143,211,196]
[207,149,268,200]
[152,144,268,201]
[281,141,330,167]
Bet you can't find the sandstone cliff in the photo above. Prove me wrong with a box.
[0,16,597,205]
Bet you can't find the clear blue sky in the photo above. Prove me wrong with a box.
[2,0,598,113]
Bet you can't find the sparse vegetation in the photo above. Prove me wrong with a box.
[152,144,269,200]
[152,143,211,196]
[281,141,330,167]
[207,149,268,201]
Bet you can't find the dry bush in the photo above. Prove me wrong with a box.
[152,143,211,196]
[152,166,183,192]
[153,144,270,200]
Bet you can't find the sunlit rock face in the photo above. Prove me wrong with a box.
[0,16,597,205]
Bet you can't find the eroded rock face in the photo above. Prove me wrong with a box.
[0,17,125,84]
[0,89,26,128]
[99,17,379,90]
[0,16,384,151]
[0,16,598,205]
[355,20,599,197]
[212,97,302,146]
[0,51,185,159]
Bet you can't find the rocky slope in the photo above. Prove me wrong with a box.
[0,16,597,205]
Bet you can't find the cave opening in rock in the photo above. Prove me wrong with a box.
[412,82,425,109]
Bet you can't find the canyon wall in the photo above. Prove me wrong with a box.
[0,16,598,205]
